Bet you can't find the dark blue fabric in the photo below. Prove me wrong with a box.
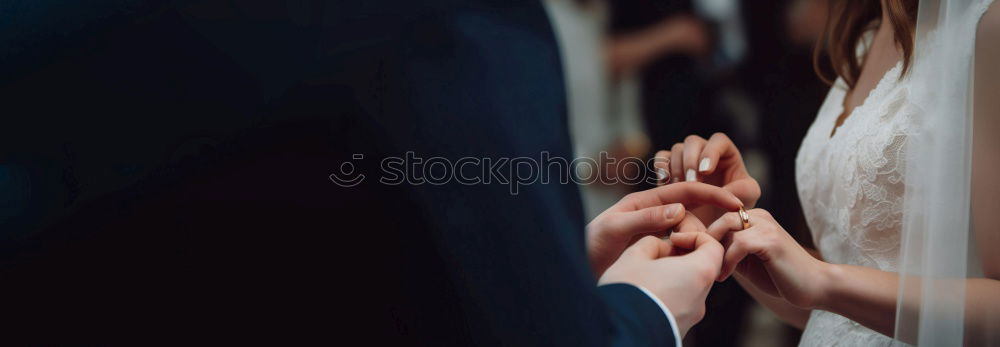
[600,284,678,347]
[1,1,678,345]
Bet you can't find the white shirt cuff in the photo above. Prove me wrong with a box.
[633,285,683,347]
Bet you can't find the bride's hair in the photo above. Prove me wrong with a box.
[814,0,918,88]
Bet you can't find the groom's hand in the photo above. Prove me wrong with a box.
[587,182,742,277]
[599,232,724,338]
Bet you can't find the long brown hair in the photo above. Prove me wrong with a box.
[813,0,918,88]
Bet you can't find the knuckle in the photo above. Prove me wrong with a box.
[727,211,741,224]
[730,232,747,247]
[684,135,704,143]
[695,305,707,322]
[585,216,602,231]
[722,215,741,233]
[762,233,781,247]
[747,179,762,196]
[590,216,613,235]
[700,265,718,283]
[686,219,707,234]
[759,223,775,235]
[652,155,670,167]
[671,143,685,151]
[752,208,772,219]
[644,208,663,225]
[623,192,640,202]
[637,235,660,246]
[694,259,716,275]
[710,132,731,142]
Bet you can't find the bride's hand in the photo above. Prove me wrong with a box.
[654,133,760,208]
[706,208,831,309]
[587,182,743,277]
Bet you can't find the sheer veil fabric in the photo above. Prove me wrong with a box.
[895,0,995,345]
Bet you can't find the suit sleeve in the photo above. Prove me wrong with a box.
[599,284,681,347]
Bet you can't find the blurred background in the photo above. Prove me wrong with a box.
[544,0,830,345]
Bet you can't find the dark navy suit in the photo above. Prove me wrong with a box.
[1,1,678,345]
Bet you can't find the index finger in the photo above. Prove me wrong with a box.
[615,182,744,212]
[698,133,739,175]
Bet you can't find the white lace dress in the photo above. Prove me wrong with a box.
[794,56,912,346]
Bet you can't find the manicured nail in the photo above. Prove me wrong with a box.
[671,177,680,184]
[657,168,668,181]
[664,203,682,218]
[699,158,710,172]
[685,168,696,182]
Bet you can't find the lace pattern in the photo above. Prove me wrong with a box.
[794,49,913,347]
[796,60,911,272]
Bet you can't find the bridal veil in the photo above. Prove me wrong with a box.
[896,0,997,344]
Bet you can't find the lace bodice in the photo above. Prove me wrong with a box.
[794,59,914,346]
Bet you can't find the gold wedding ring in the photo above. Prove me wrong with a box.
[738,207,751,230]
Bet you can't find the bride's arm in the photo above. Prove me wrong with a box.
[714,215,998,343]
[717,234,974,339]
[735,273,811,329]
[967,4,1000,344]
[734,248,825,330]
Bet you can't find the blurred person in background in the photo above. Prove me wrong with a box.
[545,0,711,220]
[606,0,770,345]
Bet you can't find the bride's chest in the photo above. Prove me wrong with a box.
[797,79,912,192]
[794,81,913,268]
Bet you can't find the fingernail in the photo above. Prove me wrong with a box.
[657,168,668,181]
[699,158,710,172]
[686,168,696,182]
[664,203,682,218]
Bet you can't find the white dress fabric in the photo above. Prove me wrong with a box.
[794,45,913,346]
